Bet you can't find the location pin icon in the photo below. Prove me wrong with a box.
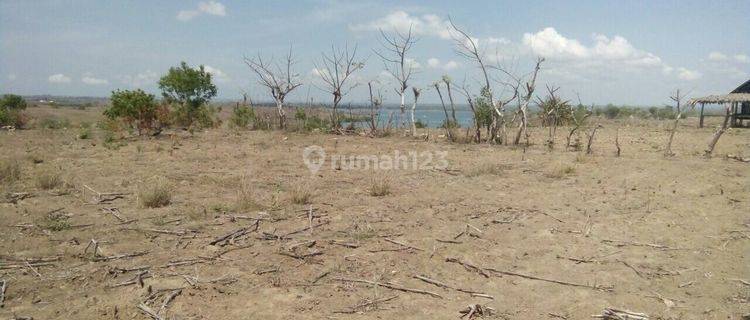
[303,145,326,174]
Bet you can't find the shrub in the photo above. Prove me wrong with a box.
[603,104,620,119]
[414,119,427,129]
[0,159,21,184]
[230,105,256,129]
[41,211,71,231]
[158,62,217,127]
[369,178,391,197]
[466,163,506,177]
[38,117,70,129]
[35,171,62,190]
[138,177,172,208]
[235,176,261,211]
[546,164,576,179]
[78,123,92,139]
[105,89,159,135]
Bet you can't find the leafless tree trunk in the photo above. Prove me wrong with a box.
[314,44,364,132]
[456,81,481,143]
[375,27,417,131]
[433,81,454,141]
[244,48,302,129]
[705,106,732,157]
[443,75,458,125]
[615,128,621,157]
[367,82,383,135]
[664,89,692,157]
[410,87,421,137]
[513,58,545,146]
[586,124,603,155]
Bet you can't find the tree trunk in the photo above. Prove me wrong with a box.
[276,100,286,129]
[705,106,731,157]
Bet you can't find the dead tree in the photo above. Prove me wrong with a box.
[512,58,545,145]
[433,81,454,141]
[314,44,364,131]
[374,27,417,130]
[244,48,302,129]
[537,85,568,149]
[410,87,422,136]
[586,124,603,155]
[704,106,731,157]
[367,81,384,135]
[664,89,692,157]
[567,94,592,150]
[457,81,482,143]
[443,75,458,125]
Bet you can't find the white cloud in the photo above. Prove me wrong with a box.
[426,58,458,71]
[198,1,226,16]
[48,73,71,84]
[404,58,421,70]
[177,1,226,21]
[708,51,728,61]
[735,54,749,63]
[8,74,16,81]
[676,67,701,81]
[82,74,109,85]
[350,11,452,39]
[203,65,229,82]
[177,10,200,21]
[522,27,588,59]
[119,70,159,87]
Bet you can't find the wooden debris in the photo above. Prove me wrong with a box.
[384,238,424,251]
[108,271,152,288]
[333,277,443,298]
[278,251,323,260]
[445,257,490,278]
[602,239,680,250]
[485,266,613,291]
[414,274,493,299]
[0,279,6,308]
[101,207,127,222]
[93,250,149,262]
[592,308,648,320]
[334,295,399,314]
[459,304,495,319]
[137,303,163,320]
[209,220,260,246]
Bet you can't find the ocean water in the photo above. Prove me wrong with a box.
[345,104,477,128]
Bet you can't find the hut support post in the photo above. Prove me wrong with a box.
[699,103,705,128]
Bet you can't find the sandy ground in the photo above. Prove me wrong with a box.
[1,108,748,319]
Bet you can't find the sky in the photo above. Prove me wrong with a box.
[1,0,749,106]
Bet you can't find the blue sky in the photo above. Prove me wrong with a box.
[1,0,748,106]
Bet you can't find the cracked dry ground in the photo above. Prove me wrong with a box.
[1,120,748,319]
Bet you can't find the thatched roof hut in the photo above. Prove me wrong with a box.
[689,79,750,128]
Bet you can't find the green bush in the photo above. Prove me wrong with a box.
[138,177,172,208]
[230,105,255,129]
[105,89,159,135]
[0,159,21,184]
[158,62,217,127]
[415,119,427,129]
[38,117,70,129]
[0,94,28,128]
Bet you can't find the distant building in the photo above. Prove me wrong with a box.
[690,79,750,128]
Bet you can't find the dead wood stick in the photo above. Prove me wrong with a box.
[125,228,190,236]
[137,303,164,320]
[108,271,152,288]
[731,278,750,286]
[618,260,646,278]
[0,262,57,270]
[0,279,6,308]
[333,295,399,314]
[158,289,182,316]
[540,211,565,223]
[330,240,359,248]
[384,238,424,251]
[25,262,42,277]
[592,308,648,319]
[209,220,260,246]
[102,207,126,222]
[93,251,149,262]
[278,251,323,260]
[413,274,493,299]
[602,239,680,250]
[445,257,490,278]
[333,277,443,298]
[436,239,462,244]
[484,267,613,291]
[283,220,330,237]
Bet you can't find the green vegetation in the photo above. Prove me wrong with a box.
[35,170,62,190]
[0,158,21,184]
[104,89,159,135]
[158,62,217,127]
[230,105,256,129]
[38,117,71,129]
[0,94,28,127]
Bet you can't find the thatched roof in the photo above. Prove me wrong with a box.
[732,79,750,93]
[689,93,750,105]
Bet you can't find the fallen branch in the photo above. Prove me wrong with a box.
[333,277,443,298]
[334,295,399,314]
[0,279,6,308]
[592,308,648,320]
[485,267,612,291]
[602,239,681,250]
[209,220,260,246]
[384,238,424,251]
[93,251,149,262]
[445,257,490,278]
[414,274,493,299]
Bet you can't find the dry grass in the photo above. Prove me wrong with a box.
[235,175,261,211]
[465,163,507,177]
[0,158,22,184]
[368,177,391,197]
[35,170,62,190]
[546,163,576,179]
[138,177,172,208]
[290,185,313,205]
